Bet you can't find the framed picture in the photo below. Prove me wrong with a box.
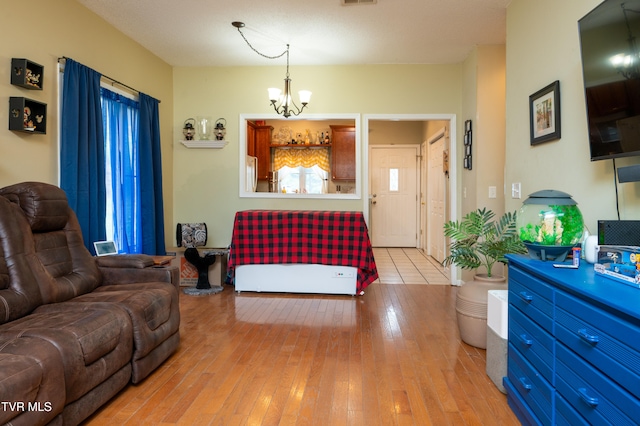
[530,80,561,145]
[463,155,472,170]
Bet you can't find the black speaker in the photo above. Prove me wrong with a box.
[597,220,640,246]
[617,164,640,183]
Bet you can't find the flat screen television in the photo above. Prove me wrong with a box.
[579,0,640,161]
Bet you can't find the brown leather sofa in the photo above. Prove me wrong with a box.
[0,182,180,426]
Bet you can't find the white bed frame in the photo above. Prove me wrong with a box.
[234,264,358,295]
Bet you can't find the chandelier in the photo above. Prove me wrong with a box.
[611,3,640,80]
[232,22,311,118]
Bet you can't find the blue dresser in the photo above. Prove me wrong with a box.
[504,255,640,426]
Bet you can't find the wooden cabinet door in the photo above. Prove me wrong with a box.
[255,126,273,180]
[246,122,256,157]
[331,125,356,181]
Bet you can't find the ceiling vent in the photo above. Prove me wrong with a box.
[342,0,377,5]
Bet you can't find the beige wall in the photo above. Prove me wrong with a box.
[1,0,174,246]
[506,0,640,234]
[4,1,512,253]
[461,48,479,216]
[173,65,464,247]
[369,121,424,145]
[458,45,507,279]
[461,45,506,217]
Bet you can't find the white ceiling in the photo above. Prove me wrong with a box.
[75,0,510,67]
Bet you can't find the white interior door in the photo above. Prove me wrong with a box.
[428,133,447,263]
[370,146,418,247]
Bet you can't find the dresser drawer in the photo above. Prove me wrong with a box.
[556,344,640,426]
[555,394,589,426]
[509,307,554,383]
[507,345,553,425]
[509,269,554,334]
[555,291,640,397]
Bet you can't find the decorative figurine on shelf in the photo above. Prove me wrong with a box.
[214,118,226,140]
[25,68,40,88]
[182,118,196,140]
[23,106,35,130]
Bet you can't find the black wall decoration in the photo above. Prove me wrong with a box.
[464,120,472,170]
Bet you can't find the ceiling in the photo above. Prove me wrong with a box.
[75,0,510,67]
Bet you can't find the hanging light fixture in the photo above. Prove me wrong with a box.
[610,3,640,80]
[232,21,311,118]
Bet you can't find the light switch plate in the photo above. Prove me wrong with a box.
[511,182,521,199]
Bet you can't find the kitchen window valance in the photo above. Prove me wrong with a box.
[273,147,330,172]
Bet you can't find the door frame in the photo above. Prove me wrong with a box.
[425,127,447,261]
[362,114,458,286]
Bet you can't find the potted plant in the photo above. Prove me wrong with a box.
[443,208,527,278]
[443,208,527,348]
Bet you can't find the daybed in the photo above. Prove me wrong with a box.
[0,182,180,426]
[228,210,378,295]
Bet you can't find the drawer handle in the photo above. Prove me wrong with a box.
[578,328,600,345]
[578,387,599,407]
[518,377,532,392]
[519,334,533,347]
[518,291,533,303]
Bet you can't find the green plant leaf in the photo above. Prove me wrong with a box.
[443,208,527,277]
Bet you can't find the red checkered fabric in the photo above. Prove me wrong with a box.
[228,210,378,293]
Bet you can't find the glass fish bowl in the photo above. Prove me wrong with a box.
[517,190,585,261]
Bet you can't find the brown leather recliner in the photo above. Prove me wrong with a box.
[0,182,180,426]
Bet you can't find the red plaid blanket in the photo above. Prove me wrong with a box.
[228,210,378,293]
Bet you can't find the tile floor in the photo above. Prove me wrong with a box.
[372,247,450,285]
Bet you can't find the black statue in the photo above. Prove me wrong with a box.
[184,247,217,290]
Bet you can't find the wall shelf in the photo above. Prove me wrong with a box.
[9,97,47,134]
[11,58,44,90]
[270,144,331,149]
[180,140,228,149]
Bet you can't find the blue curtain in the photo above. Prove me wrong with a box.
[60,59,106,252]
[138,93,166,255]
[101,88,142,254]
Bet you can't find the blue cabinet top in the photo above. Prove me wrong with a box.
[506,254,640,323]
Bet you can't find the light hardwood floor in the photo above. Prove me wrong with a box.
[85,249,518,425]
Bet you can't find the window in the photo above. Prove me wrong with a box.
[239,114,360,199]
[389,168,399,191]
[100,87,142,253]
[278,165,327,194]
[273,147,330,194]
[59,58,165,256]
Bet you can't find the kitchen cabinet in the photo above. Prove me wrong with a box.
[330,125,356,181]
[504,255,640,426]
[246,123,256,157]
[246,122,273,180]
